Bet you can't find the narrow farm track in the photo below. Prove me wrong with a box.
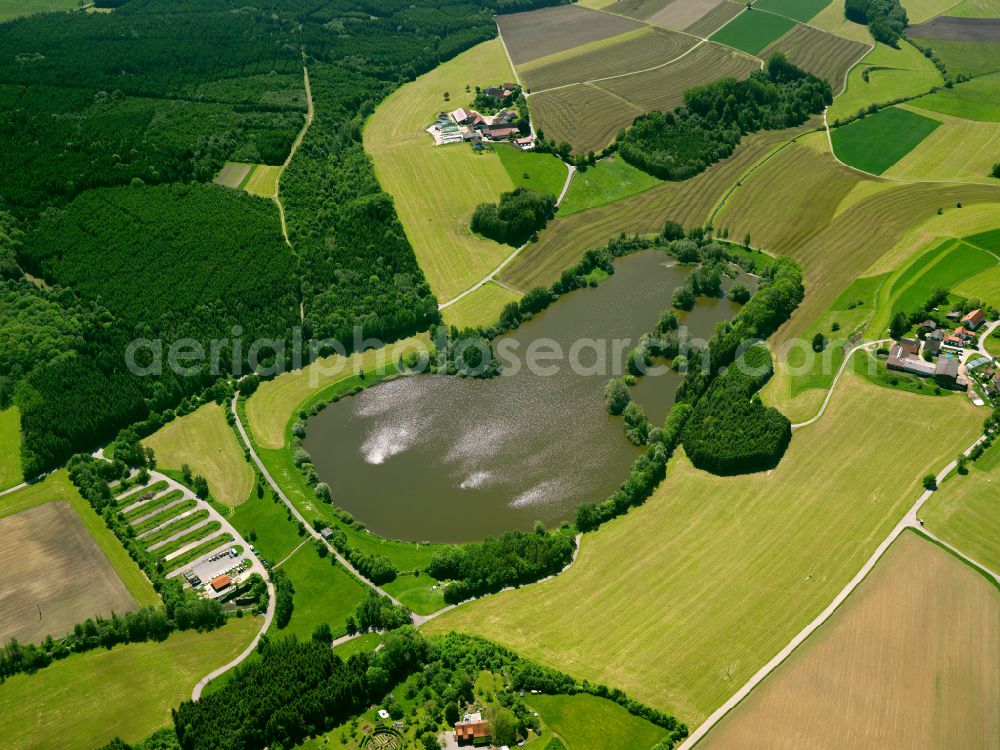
[274,63,313,248]
[0,481,28,497]
[437,162,576,310]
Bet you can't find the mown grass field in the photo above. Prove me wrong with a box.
[603,0,671,18]
[885,106,1000,182]
[494,143,567,196]
[526,693,668,749]
[560,155,661,215]
[441,281,521,329]
[913,72,1000,121]
[597,42,759,113]
[949,0,1000,15]
[144,402,254,506]
[0,471,158,608]
[381,572,447,615]
[831,106,941,174]
[924,442,1000,574]
[245,333,427,448]
[0,617,259,750]
[908,37,1000,77]
[684,0,745,35]
[500,125,805,291]
[531,83,642,155]
[425,372,982,725]
[754,0,832,21]
[0,405,21,490]
[903,0,972,23]
[363,40,516,301]
[955,264,1000,305]
[0,0,77,22]
[496,4,643,65]
[519,26,696,92]
[700,531,1000,749]
[709,9,796,54]
[244,164,282,197]
[276,544,368,641]
[828,42,942,122]
[810,1,874,42]
[761,23,869,93]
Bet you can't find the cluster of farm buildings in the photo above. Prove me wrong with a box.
[427,84,533,149]
[886,308,998,401]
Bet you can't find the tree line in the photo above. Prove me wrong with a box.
[617,54,832,181]
[845,0,908,45]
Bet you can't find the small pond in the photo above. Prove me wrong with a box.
[304,249,745,542]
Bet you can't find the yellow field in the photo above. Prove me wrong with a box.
[0,406,21,490]
[955,265,1000,305]
[884,105,1000,183]
[0,617,259,750]
[363,40,517,301]
[245,334,428,448]
[425,372,982,725]
[143,402,254,506]
[923,445,1000,573]
[531,83,642,155]
[700,532,1000,749]
[244,164,282,197]
[441,281,521,329]
[809,1,875,43]
[902,0,969,23]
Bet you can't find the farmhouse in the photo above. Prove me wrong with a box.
[942,334,966,350]
[961,308,986,330]
[887,345,935,376]
[934,356,960,388]
[454,719,490,745]
[898,338,921,356]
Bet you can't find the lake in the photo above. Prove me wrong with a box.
[304,249,744,542]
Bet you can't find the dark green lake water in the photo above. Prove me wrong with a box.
[304,249,742,542]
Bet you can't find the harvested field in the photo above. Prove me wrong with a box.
[831,106,941,174]
[425,373,982,725]
[499,125,806,291]
[754,0,833,21]
[649,0,728,30]
[441,281,521,330]
[143,402,255,507]
[709,8,797,54]
[496,5,643,65]
[531,83,642,154]
[596,41,758,112]
[700,532,1000,750]
[762,23,870,92]
[907,15,1000,40]
[0,501,137,645]
[685,0,745,35]
[886,106,1000,183]
[520,27,697,92]
[213,162,251,188]
[604,0,672,21]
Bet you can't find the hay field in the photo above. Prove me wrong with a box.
[244,164,282,197]
[0,617,259,750]
[809,1,874,42]
[143,402,254,506]
[442,282,521,329]
[904,0,975,23]
[0,501,137,645]
[828,42,942,122]
[884,105,1000,182]
[213,162,252,188]
[709,9,797,54]
[596,42,758,112]
[700,532,1000,750]
[0,406,21,490]
[531,83,642,154]
[425,372,982,724]
[604,0,672,21]
[762,24,870,92]
[831,106,941,174]
[499,125,804,291]
[685,0,745,35]
[363,41,516,301]
[754,0,833,21]
[956,265,1000,305]
[949,0,1000,16]
[924,444,1000,573]
[648,0,732,30]
[909,37,1000,77]
[245,333,427,448]
[520,27,696,92]
[913,72,1000,121]
[496,4,644,65]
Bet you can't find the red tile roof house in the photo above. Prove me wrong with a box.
[210,574,233,592]
[961,308,986,330]
[487,126,519,140]
[454,720,490,745]
[942,334,966,349]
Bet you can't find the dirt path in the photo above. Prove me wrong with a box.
[0,481,28,498]
[791,339,891,430]
[438,162,576,310]
[274,62,314,249]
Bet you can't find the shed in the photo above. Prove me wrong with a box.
[934,356,960,386]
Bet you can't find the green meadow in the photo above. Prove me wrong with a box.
[831,106,941,174]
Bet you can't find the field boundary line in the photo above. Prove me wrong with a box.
[0,481,28,497]
[680,425,993,748]
[272,537,310,569]
[914,526,1000,588]
[438,162,576,310]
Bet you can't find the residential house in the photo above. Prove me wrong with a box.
[955,326,977,343]
[934,356,960,388]
[927,329,945,342]
[942,334,966,349]
[455,718,490,745]
[488,126,519,140]
[515,135,534,150]
[961,308,986,330]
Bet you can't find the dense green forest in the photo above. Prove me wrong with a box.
[0,0,563,477]
[617,54,831,181]
[845,0,907,45]
[471,186,557,246]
